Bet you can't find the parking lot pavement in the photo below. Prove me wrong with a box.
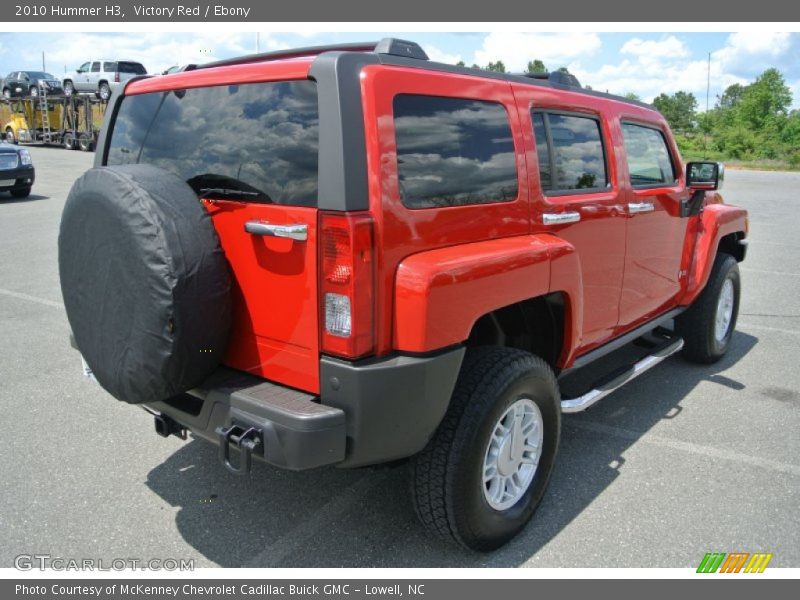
[1,146,798,568]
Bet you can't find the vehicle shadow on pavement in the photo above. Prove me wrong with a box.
[0,193,49,203]
[145,331,757,567]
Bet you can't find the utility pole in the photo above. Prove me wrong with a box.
[704,51,711,159]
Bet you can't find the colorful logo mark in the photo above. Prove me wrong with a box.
[697,552,773,573]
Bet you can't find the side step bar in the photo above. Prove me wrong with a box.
[561,337,684,414]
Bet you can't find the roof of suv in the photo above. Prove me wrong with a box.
[192,37,655,112]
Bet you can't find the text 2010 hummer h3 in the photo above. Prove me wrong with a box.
[58,39,748,551]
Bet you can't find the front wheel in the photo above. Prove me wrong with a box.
[676,253,740,363]
[2,88,11,99]
[5,128,16,144]
[11,187,31,198]
[63,81,74,97]
[29,86,39,98]
[411,347,561,551]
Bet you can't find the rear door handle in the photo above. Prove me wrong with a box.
[543,212,581,225]
[628,202,655,214]
[244,221,308,241]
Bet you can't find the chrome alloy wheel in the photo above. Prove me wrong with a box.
[715,278,735,343]
[482,397,543,511]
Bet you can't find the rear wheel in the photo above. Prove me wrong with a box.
[411,346,560,551]
[676,253,740,363]
[2,88,10,99]
[11,187,31,199]
[78,132,94,152]
[5,128,15,144]
[63,132,76,150]
[29,86,39,98]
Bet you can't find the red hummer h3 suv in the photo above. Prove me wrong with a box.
[59,39,748,551]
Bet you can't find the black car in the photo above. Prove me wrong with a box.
[2,71,63,99]
[0,142,35,198]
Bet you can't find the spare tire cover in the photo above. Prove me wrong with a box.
[59,164,231,404]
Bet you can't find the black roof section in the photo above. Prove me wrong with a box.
[197,37,654,111]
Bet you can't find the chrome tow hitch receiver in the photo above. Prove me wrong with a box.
[215,423,263,475]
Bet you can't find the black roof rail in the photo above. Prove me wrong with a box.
[196,38,427,70]
[522,71,582,88]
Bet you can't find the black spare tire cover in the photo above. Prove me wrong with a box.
[59,164,231,404]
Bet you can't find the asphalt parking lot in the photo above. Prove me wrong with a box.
[1,145,798,568]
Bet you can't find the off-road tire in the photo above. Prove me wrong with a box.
[410,346,561,551]
[676,252,740,363]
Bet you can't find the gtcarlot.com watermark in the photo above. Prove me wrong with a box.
[15,554,194,571]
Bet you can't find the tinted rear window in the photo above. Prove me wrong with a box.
[107,80,319,206]
[393,94,518,209]
[118,62,146,74]
[532,111,608,193]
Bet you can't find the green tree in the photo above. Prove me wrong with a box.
[623,92,642,101]
[485,61,507,73]
[527,59,546,73]
[456,60,466,67]
[652,91,698,132]
[737,68,792,130]
[717,83,746,110]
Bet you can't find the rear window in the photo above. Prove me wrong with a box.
[107,80,319,206]
[621,123,676,187]
[393,94,518,209]
[532,111,608,193]
[118,62,146,75]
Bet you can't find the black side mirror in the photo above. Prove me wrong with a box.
[686,161,724,191]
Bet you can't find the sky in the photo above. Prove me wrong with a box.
[0,31,798,110]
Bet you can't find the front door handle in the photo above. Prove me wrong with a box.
[244,221,308,241]
[628,202,655,214]
[542,212,581,225]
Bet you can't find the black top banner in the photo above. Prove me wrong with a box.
[3,0,800,21]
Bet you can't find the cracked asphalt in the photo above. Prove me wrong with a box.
[1,146,798,568]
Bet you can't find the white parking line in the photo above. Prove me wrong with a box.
[0,287,63,309]
[568,419,800,477]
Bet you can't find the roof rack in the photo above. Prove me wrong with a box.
[197,38,428,70]
[523,71,582,88]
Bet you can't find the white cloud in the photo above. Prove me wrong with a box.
[621,36,689,59]
[425,44,461,65]
[472,32,601,72]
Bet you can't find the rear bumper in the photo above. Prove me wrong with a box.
[147,347,465,471]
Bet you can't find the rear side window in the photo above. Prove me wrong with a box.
[104,62,117,72]
[107,80,319,206]
[118,62,146,75]
[393,94,518,209]
[532,111,608,193]
[621,123,676,187]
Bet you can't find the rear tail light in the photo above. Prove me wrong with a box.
[114,72,120,83]
[319,212,374,359]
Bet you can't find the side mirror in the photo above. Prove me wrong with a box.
[686,161,724,191]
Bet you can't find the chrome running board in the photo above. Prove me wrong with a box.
[561,337,684,414]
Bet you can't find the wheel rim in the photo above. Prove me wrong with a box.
[482,397,543,511]
[715,278,735,343]
[100,86,109,100]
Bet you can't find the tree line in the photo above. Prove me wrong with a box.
[464,59,798,168]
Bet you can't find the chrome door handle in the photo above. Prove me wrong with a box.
[244,221,308,241]
[542,212,581,225]
[628,202,655,214]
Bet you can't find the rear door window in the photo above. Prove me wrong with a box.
[91,62,101,73]
[393,94,519,209]
[107,80,319,206]
[532,111,608,193]
[621,123,676,187]
[118,62,146,75]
